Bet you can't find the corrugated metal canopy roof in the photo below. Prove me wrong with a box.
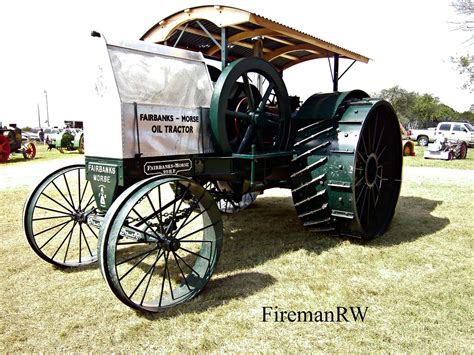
[141,5,369,71]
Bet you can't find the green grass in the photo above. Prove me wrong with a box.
[403,144,474,169]
[1,156,472,352]
[1,142,81,166]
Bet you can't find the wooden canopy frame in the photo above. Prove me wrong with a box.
[141,5,369,90]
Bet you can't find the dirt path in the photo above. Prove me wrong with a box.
[0,156,84,189]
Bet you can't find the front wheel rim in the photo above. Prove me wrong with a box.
[23,165,98,266]
[100,177,223,312]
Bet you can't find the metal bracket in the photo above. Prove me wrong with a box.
[196,20,221,49]
[173,23,189,48]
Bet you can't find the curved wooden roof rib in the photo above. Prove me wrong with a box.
[141,5,369,70]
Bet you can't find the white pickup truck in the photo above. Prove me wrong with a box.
[410,122,474,147]
[409,127,436,146]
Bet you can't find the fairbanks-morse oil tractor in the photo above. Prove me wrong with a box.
[23,6,402,312]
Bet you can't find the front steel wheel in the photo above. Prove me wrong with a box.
[99,175,223,312]
[23,164,98,267]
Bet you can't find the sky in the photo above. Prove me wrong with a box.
[0,0,472,128]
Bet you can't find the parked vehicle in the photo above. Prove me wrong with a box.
[51,128,84,154]
[434,122,474,147]
[0,125,36,162]
[409,127,436,146]
[424,137,468,160]
[410,122,474,147]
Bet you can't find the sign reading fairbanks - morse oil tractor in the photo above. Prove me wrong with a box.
[23,6,402,313]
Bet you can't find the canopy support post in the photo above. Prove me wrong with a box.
[221,27,228,70]
[333,54,339,92]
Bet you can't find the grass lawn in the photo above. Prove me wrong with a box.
[0,150,472,352]
[403,144,474,169]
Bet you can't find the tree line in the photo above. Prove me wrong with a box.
[376,86,474,128]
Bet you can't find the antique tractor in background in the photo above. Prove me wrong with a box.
[23,6,402,313]
[0,125,36,162]
[50,129,84,154]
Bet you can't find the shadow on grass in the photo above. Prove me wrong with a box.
[215,195,341,274]
[368,195,449,247]
[54,193,449,317]
[140,271,276,320]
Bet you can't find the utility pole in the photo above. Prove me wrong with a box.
[37,103,41,128]
[44,90,50,127]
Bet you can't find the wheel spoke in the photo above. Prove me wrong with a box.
[242,74,256,110]
[128,248,163,300]
[172,251,192,291]
[52,181,75,212]
[85,223,98,239]
[165,252,175,301]
[35,205,72,216]
[40,192,73,214]
[63,174,76,210]
[139,249,164,305]
[83,194,95,210]
[34,219,72,238]
[374,125,385,156]
[174,201,212,236]
[80,223,93,257]
[146,193,161,227]
[135,192,183,228]
[237,124,254,154]
[132,208,163,241]
[178,221,219,241]
[33,214,71,221]
[158,251,170,307]
[258,82,274,113]
[79,180,89,209]
[172,190,207,237]
[119,247,157,282]
[174,251,201,278]
[39,219,72,250]
[63,221,75,263]
[360,133,369,157]
[51,221,77,260]
[180,246,210,261]
[77,169,81,209]
[372,111,379,152]
[226,110,251,120]
[116,245,159,266]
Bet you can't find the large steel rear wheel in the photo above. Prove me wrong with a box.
[291,97,402,239]
[23,164,98,266]
[99,175,223,312]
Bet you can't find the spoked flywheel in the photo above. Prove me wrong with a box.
[23,164,99,266]
[290,93,402,239]
[99,175,223,312]
[210,57,291,154]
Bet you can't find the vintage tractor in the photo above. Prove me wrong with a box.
[48,129,85,154]
[424,137,468,160]
[0,125,36,162]
[23,6,402,313]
